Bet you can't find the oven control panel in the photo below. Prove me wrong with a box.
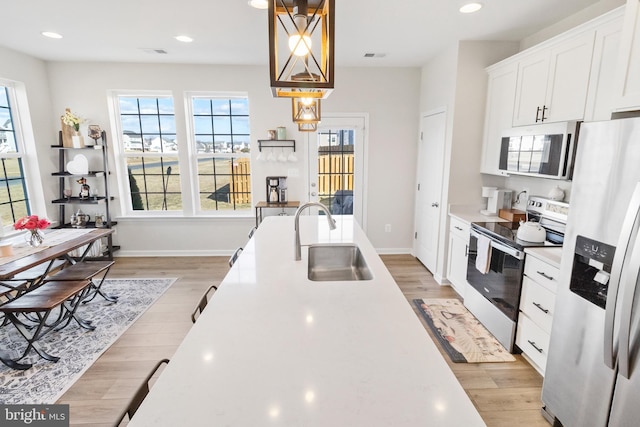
[527,196,569,223]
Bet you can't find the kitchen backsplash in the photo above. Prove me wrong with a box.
[506,175,572,210]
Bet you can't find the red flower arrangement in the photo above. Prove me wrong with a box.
[14,215,51,231]
[14,215,51,247]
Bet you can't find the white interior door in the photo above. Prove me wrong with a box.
[308,115,367,228]
[414,110,446,273]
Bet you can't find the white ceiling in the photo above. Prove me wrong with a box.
[0,0,614,67]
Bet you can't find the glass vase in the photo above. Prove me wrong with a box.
[25,229,45,248]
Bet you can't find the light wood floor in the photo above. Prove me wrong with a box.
[56,255,549,426]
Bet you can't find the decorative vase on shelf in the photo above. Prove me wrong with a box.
[25,229,45,248]
[71,130,84,148]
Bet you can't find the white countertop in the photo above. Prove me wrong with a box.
[449,204,510,224]
[524,246,563,269]
[129,216,486,426]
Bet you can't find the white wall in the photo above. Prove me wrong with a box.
[520,0,625,50]
[0,45,55,219]
[417,41,518,282]
[31,61,420,255]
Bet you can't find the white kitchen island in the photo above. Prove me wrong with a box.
[128,216,486,426]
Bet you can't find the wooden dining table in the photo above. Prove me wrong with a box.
[0,228,114,369]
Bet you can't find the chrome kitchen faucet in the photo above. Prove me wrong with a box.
[294,202,337,261]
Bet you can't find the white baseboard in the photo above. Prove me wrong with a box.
[114,249,233,257]
[116,247,414,257]
[375,248,413,255]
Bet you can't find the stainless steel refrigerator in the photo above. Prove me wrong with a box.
[542,116,640,426]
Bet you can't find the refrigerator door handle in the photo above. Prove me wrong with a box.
[605,182,640,369]
[617,230,640,379]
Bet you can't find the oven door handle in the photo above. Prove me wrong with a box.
[470,229,525,260]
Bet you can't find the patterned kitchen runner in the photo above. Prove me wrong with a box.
[413,298,516,363]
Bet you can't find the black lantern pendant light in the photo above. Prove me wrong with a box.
[268,0,335,99]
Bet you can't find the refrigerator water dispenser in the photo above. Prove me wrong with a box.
[569,235,615,309]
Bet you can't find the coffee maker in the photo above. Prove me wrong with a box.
[266,176,287,203]
[480,186,512,216]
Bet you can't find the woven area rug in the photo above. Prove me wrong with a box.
[413,298,515,363]
[0,277,177,404]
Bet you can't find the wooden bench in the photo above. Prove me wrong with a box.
[0,259,67,325]
[0,279,93,370]
[46,260,117,303]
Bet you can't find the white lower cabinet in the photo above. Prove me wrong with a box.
[516,253,560,376]
[447,216,470,297]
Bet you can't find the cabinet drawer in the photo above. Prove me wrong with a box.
[516,313,551,374]
[449,217,470,240]
[524,255,560,292]
[520,277,556,332]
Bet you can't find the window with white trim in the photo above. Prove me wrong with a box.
[0,84,30,226]
[111,92,252,216]
[189,95,251,212]
[115,95,181,212]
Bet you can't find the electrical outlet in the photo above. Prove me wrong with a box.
[385,224,391,232]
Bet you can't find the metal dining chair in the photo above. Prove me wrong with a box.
[228,247,243,267]
[190,284,218,323]
[113,358,170,426]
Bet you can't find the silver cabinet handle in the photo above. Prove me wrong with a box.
[528,340,544,353]
[454,226,463,231]
[532,302,549,314]
[311,192,317,196]
[431,202,439,207]
[537,271,555,281]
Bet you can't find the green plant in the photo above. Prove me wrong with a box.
[128,168,144,210]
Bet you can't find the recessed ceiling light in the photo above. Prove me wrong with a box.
[459,3,483,14]
[175,35,193,43]
[41,31,63,39]
[248,0,268,9]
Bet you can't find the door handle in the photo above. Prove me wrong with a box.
[605,182,640,369]
[431,202,439,207]
[618,216,640,379]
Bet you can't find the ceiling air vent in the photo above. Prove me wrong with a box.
[140,48,168,54]
[363,53,386,58]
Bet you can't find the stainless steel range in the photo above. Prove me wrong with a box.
[465,196,569,352]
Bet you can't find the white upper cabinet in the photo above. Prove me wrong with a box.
[481,62,518,175]
[480,7,625,176]
[512,51,549,125]
[585,15,624,121]
[615,0,640,111]
[513,31,595,126]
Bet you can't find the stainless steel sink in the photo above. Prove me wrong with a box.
[307,244,373,281]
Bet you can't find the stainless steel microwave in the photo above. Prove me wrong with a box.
[498,121,579,180]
